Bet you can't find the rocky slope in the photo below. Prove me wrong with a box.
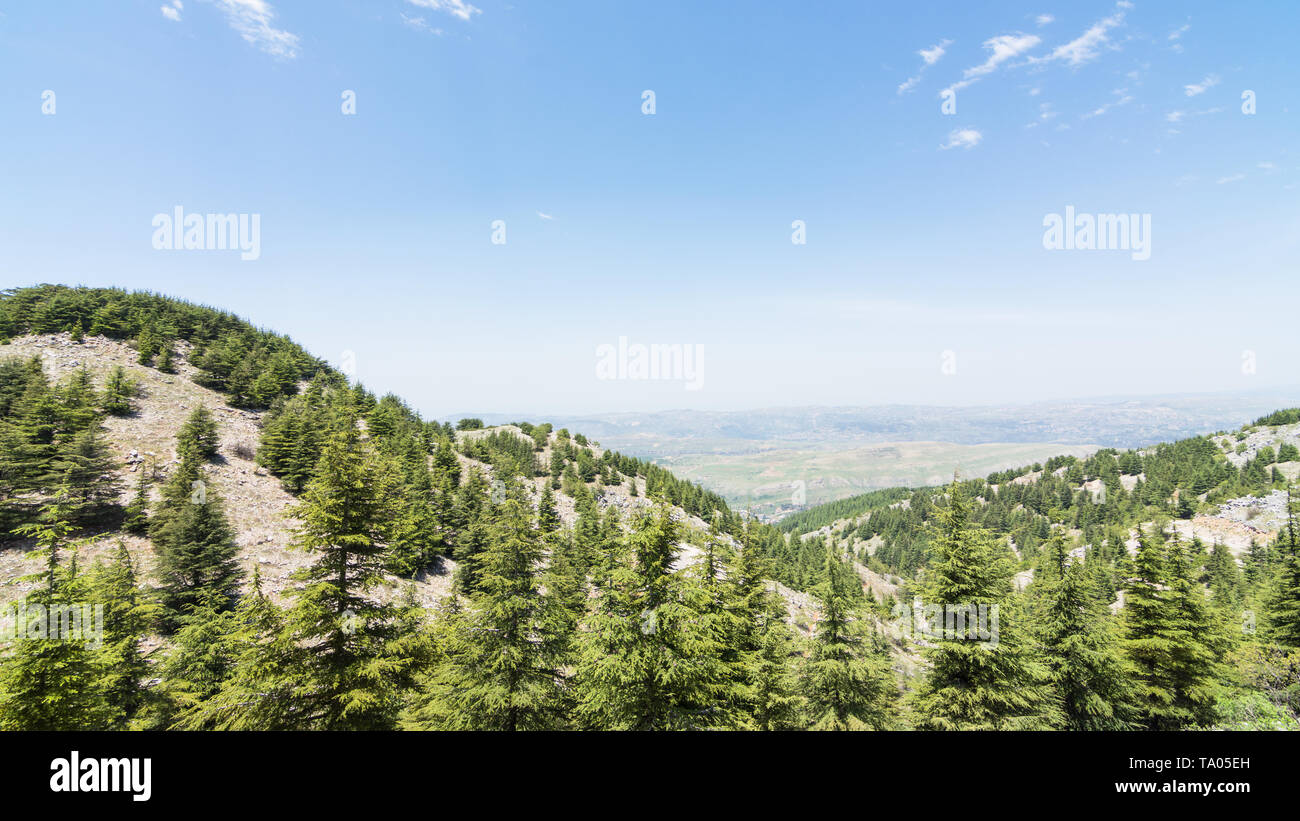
[0,333,770,617]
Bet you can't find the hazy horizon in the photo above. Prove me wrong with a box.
[445,383,1300,423]
[5,1,1298,417]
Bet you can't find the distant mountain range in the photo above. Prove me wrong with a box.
[456,388,1300,458]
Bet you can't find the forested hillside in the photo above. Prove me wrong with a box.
[0,285,810,730]
[1,284,1297,731]
[781,415,1300,729]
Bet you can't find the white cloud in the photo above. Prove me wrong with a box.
[941,33,1041,96]
[919,39,952,65]
[161,1,183,22]
[1165,106,1221,124]
[1184,74,1219,96]
[1216,173,1245,184]
[1034,7,1126,67]
[1168,23,1190,41]
[407,0,481,21]
[537,211,555,220]
[1081,88,1133,118]
[210,0,300,59]
[1025,101,1057,128]
[401,13,443,34]
[1036,14,1054,27]
[940,128,982,150]
[898,39,952,95]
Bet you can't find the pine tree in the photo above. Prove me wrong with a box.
[802,547,897,730]
[99,365,137,416]
[1269,487,1300,648]
[156,345,176,373]
[159,572,286,730]
[1122,529,1228,729]
[123,465,151,535]
[47,424,121,519]
[196,424,426,729]
[0,493,111,730]
[56,366,100,434]
[729,529,802,729]
[537,485,559,532]
[690,517,751,728]
[573,506,729,729]
[544,524,590,670]
[136,330,158,366]
[86,541,156,727]
[151,469,243,630]
[398,597,468,730]
[380,447,440,578]
[1041,556,1138,730]
[1206,540,1242,609]
[412,490,567,730]
[912,479,1058,730]
[177,406,220,462]
[452,467,492,594]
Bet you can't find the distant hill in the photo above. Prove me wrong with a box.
[461,392,1300,516]
[463,393,1300,455]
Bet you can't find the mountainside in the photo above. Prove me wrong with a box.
[781,413,1300,609]
[0,329,773,608]
[2,285,1298,734]
[661,440,1101,520]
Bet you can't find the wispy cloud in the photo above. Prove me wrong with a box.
[1081,88,1134,119]
[1025,101,1059,129]
[537,211,555,221]
[941,33,1040,96]
[1035,14,1054,27]
[209,0,300,59]
[919,39,952,65]
[161,1,183,22]
[1184,74,1219,96]
[1216,173,1245,184]
[940,128,982,150]
[1032,4,1127,67]
[898,38,952,94]
[1168,23,1190,41]
[1166,106,1222,124]
[407,0,481,22]
[401,13,443,34]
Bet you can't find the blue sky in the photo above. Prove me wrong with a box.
[2,1,1297,419]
